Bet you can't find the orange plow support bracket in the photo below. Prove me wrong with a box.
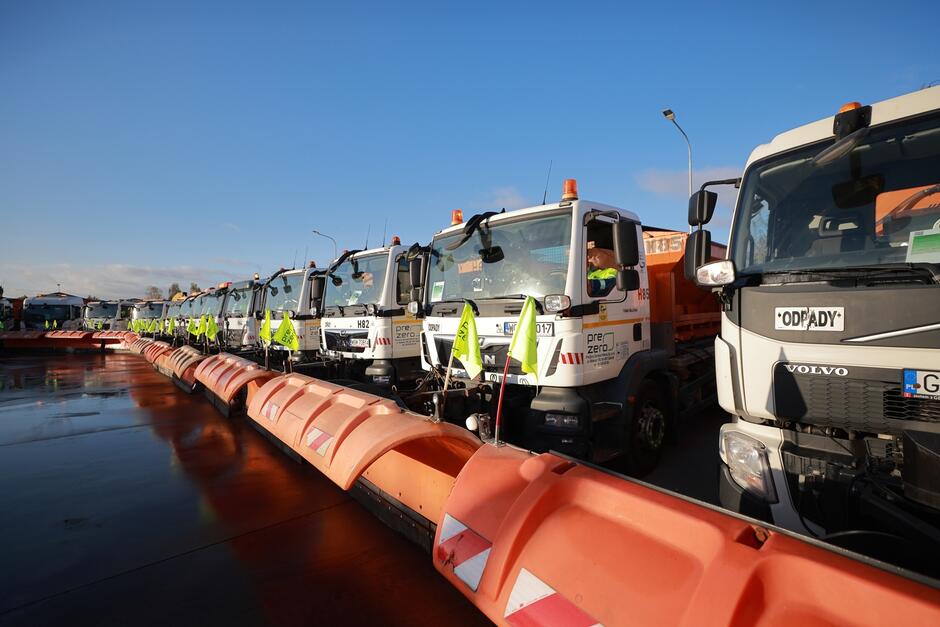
[246,373,481,536]
[143,341,173,365]
[194,352,276,417]
[432,444,940,627]
[160,346,209,392]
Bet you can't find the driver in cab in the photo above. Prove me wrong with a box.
[587,241,617,296]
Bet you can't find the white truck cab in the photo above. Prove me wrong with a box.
[86,300,136,331]
[687,86,940,577]
[261,265,326,360]
[320,239,423,387]
[23,293,85,330]
[132,300,168,333]
[219,277,265,352]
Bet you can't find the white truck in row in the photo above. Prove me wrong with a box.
[405,182,721,473]
[687,85,940,577]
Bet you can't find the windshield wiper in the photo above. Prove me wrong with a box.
[765,263,940,284]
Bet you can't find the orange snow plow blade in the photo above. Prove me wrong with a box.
[0,330,47,349]
[159,345,209,392]
[91,330,135,349]
[194,352,276,416]
[143,341,173,365]
[129,337,154,355]
[246,373,480,539]
[432,444,940,627]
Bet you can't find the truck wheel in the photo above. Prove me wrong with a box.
[623,380,666,476]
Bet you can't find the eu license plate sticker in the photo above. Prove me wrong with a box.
[903,369,940,399]
[503,321,554,337]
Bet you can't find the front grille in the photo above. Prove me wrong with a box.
[433,337,524,375]
[324,330,368,353]
[774,363,940,432]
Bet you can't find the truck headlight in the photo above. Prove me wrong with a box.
[720,431,777,502]
[544,413,580,429]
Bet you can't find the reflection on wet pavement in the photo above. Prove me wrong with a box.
[0,354,488,626]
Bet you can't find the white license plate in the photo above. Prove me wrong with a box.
[503,321,554,337]
[903,369,940,399]
[350,338,370,348]
[774,307,844,331]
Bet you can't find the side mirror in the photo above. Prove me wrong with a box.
[684,229,712,282]
[409,257,425,289]
[688,191,718,227]
[617,269,640,292]
[613,221,640,267]
[407,301,421,316]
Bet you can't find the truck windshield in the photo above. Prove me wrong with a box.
[200,293,225,316]
[25,305,71,322]
[86,303,118,318]
[135,304,164,319]
[324,254,388,308]
[223,287,253,317]
[731,111,940,276]
[428,211,572,302]
[265,273,304,313]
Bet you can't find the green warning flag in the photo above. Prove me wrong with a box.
[168,317,175,334]
[97,320,104,330]
[0,319,5,330]
[195,314,206,337]
[273,310,299,351]
[151,319,160,333]
[451,302,483,380]
[187,317,197,335]
[52,319,58,329]
[507,296,539,381]
[259,309,272,346]
[206,315,218,342]
[44,320,49,329]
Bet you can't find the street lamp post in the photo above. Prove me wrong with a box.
[312,230,338,262]
[662,108,693,198]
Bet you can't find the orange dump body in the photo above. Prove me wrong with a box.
[644,230,724,342]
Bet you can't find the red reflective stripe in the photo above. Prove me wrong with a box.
[437,527,491,569]
[506,592,597,627]
[308,431,331,451]
[576,353,583,365]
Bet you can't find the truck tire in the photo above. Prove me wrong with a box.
[623,379,667,476]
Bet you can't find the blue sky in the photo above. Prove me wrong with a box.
[2,0,939,298]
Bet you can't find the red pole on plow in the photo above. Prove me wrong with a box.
[493,354,511,445]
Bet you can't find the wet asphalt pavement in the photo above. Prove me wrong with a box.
[0,351,732,626]
[0,353,489,627]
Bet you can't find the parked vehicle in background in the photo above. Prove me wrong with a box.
[22,293,85,330]
[220,276,266,353]
[83,300,136,331]
[133,300,168,333]
[261,264,326,361]
[686,86,940,577]
[409,181,722,473]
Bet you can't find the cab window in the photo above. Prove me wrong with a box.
[585,220,618,298]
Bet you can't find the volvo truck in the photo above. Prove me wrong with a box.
[410,181,722,473]
[320,239,425,387]
[686,86,940,577]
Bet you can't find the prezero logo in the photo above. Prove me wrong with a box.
[775,306,844,331]
[784,363,849,376]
